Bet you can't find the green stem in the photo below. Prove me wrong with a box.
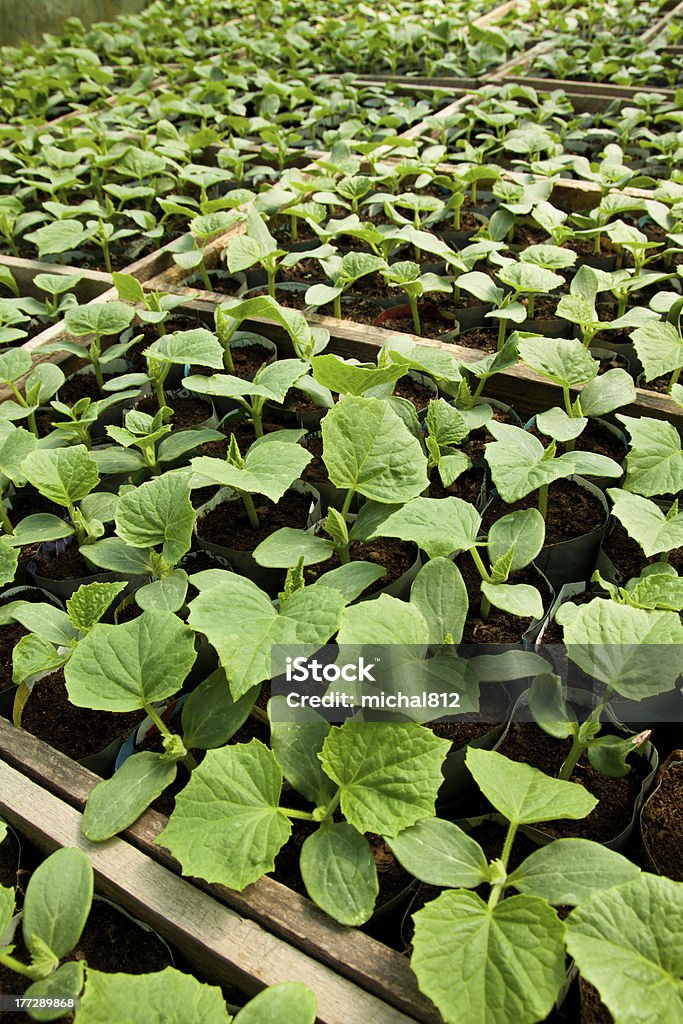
[0,953,41,980]
[496,317,506,351]
[487,821,518,908]
[669,365,681,391]
[333,292,342,320]
[528,293,535,319]
[472,375,488,402]
[7,381,27,409]
[154,378,166,410]
[408,294,421,335]
[144,703,173,740]
[242,491,260,530]
[559,734,585,781]
[340,488,355,521]
[199,257,212,292]
[267,265,276,299]
[0,499,14,535]
[538,483,548,519]
[281,807,315,821]
[318,790,341,822]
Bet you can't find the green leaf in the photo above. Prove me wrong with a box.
[185,358,308,404]
[0,883,14,938]
[0,540,18,587]
[466,748,597,825]
[135,570,189,613]
[410,557,469,645]
[23,848,93,961]
[631,320,683,382]
[0,349,32,385]
[566,875,683,1024]
[25,962,85,1022]
[498,262,564,295]
[65,610,197,711]
[64,302,135,338]
[508,838,640,905]
[13,634,70,685]
[337,593,429,645]
[387,818,489,888]
[556,598,683,699]
[487,508,545,573]
[188,572,346,699]
[181,671,258,750]
[484,422,566,502]
[300,823,378,926]
[587,733,642,777]
[146,329,224,369]
[578,368,635,418]
[310,354,405,396]
[22,445,99,507]
[367,496,480,560]
[607,488,683,556]
[75,967,233,1024]
[0,421,37,482]
[112,271,146,304]
[618,414,683,497]
[528,673,576,740]
[320,721,450,837]
[535,407,587,443]
[234,984,316,1024]
[81,538,153,575]
[66,581,127,633]
[115,472,194,564]
[481,581,544,619]
[321,395,427,502]
[191,441,311,503]
[83,753,178,842]
[269,698,336,807]
[519,335,598,388]
[5,514,73,547]
[25,220,92,258]
[311,561,386,601]
[411,890,566,1024]
[156,740,291,890]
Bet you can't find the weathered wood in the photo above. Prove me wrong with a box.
[0,255,112,301]
[492,73,675,101]
[0,719,439,1024]
[640,0,683,43]
[0,757,419,1024]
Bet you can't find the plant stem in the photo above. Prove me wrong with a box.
[154,378,166,410]
[242,491,260,530]
[559,735,585,780]
[340,488,355,521]
[267,266,276,299]
[487,821,518,908]
[408,295,421,335]
[469,545,489,582]
[496,317,506,351]
[144,703,173,741]
[670,365,681,392]
[199,257,212,292]
[528,293,535,319]
[0,953,40,980]
[333,293,342,320]
[281,807,315,821]
[0,500,14,535]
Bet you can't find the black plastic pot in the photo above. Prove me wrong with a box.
[534,476,609,590]
[29,535,145,602]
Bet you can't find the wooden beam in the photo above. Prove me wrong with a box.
[0,719,439,1024]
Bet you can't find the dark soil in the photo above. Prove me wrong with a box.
[196,488,314,552]
[0,900,171,1022]
[461,405,518,462]
[0,588,58,693]
[301,433,328,485]
[137,393,214,429]
[32,541,97,582]
[602,520,683,581]
[19,669,144,761]
[482,479,606,546]
[57,371,117,406]
[429,467,486,504]
[538,589,598,646]
[392,376,435,410]
[453,327,499,353]
[229,343,275,380]
[455,556,550,644]
[526,418,625,464]
[304,538,417,597]
[580,980,613,1024]
[640,373,679,395]
[496,721,650,842]
[641,759,683,880]
[0,829,20,889]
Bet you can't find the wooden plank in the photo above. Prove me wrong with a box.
[492,73,675,100]
[0,758,418,1024]
[641,0,683,42]
[0,255,112,301]
[0,719,438,1024]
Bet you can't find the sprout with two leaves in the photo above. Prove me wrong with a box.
[0,349,64,436]
[380,261,451,335]
[305,251,388,320]
[112,272,190,339]
[38,301,136,391]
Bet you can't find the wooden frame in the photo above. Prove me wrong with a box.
[0,719,437,1024]
[0,255,113,302]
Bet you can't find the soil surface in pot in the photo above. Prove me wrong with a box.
[580,980,613,1024]
[0,588,57,693]
[455,557,551,644]
[482,479,605,546]
[454,327,499,353]
[640,373,678,395]
[137,393,213,429]
[0,901,171,1020]
[496,721,650,842]
[301,433,328,485]
[429,467,486,504]
[196,488,314,551]
[57,370,119,406]
[538,589,600,646]
[391,376,435,409]
[33,542,98,582]
[304,538,417,597]
[641,759,683,880]
[526,419,625,463]
[19,668,144,761]
[461,405,518,461]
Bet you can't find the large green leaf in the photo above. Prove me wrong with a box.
[410,557,469,645]
[234,983,316,1024]
[253,527,334,567]
[366,497,480,559]
[466,748,597,825]
[555,597,683,699]
[75,968,233,1024]
[23,848,93,961]
[566,874,683,1024]
[300,823,378,925]
[181,671,258,751]
[64,302,135,337]
[0,421,37,483]
[145,329,224,369]
[337,593,429,645]
[578,368,635,418]
[607,488,683,556]
[156,740,291,890]
[618,414,683,497]
[188,574,346,699]
[387,818,489,889]
[22,445,99,507]
[82,752,178,842]
[310,354,405,396]
[268,698,335,807]
[507,838,640,906]
[26,962,85,1022]
[484,422,567,502]
[631,320,683,382]
[191,441,311,502]
[320,721,450,836]
[65,610,197,711]
[184,358,308,403]
[0,539,18,586]
[411,890,566,1024]
[518,336,597,388]
[487,508,545,573]
[321,395,427,502]
[115,472,195,564]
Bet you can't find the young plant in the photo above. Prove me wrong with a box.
[0,847,93,1011]
[380,260,451,335]
[304,251,387,320]
[484,420,622,518]
[606,487,683,566]
[616,412,683,497]
[38,301,136,391]
[0,349,64,436]
[14,271,85,325]
[0,298,30,346]
[517,335,636,445]
[224,206,333,299]
[631,295,683,393]
[46,390,141,449]
[169,211,242,291]
[393,747,642,1024]
[112,272,189,338]
[555,265,658,347]
[92,406,222,477]
[214,294,329,366]
[190,432,313,530]
[528,672,651,780]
